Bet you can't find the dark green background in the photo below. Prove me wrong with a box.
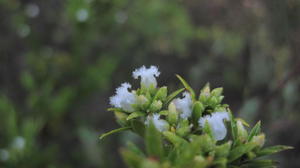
[0,0,299,167]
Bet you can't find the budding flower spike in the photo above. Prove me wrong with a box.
[101,65,293,168]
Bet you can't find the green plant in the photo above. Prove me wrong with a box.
[101,65,292,168]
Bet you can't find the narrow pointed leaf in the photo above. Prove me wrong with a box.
[228,143,257,162]
[247,121,261,142]
[127,112,145,120]
[240,159,278,168]
[256,145,293,157]
[99,126,131,140]
[176,74,195,99]
[165,88,185,105]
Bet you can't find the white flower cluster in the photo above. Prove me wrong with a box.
[110,65,230,141]
[199,112,229,141]
[110,65,160,112]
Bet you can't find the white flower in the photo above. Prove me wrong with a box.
[198,112,229,141]
[172,92,193,119]
[145,114,168,132]
[110,82,136,112]
[12,136,26,150]
[0,149,9,161]
[132,65,160,88]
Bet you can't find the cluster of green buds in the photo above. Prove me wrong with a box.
[100,65,292,168]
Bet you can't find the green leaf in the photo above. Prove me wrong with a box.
[165,88,185,105]
[256,145,293,157]
[126,141,145,157]
[215,141,232,158]
[229,111,238,143]
[145,122,164,160]
[176,74,195,99]
[240,159,278,168]
[163,131,188,147]
[247,121,261,142]
[131,120,145,137]
[203,120,213,139]
[127,112,145,120]
[121,148,144,168]
[228,143,257,162]
[99,127,131,140]
[153,86,168,101]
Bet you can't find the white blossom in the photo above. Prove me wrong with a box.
[198,112,229,141]
[12,136,26,150]
[0,149,9,161]
[145,114,168,132]
[109,83,136,112]
[132,65,160,88]
[172,92,193,119]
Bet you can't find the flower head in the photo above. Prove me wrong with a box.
[132,65,160,88]
[110,82,136,112]
[145,114,168,132]
[198,112,229,141]
[172,92,193,119]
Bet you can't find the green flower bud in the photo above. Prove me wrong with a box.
[155,86,167,101]
[192,101,204,124]
[251,133,265,148]
[137,95,149,105]
[194,155,208,168]
[167,102,178,125]
[176,119,190,137]
[208,96,218,106]
[199,83,211,102]
[114,111,128,126]
[149,100,162,112]
[211,87,223,97]
[237,120,248,142]
[134,95,149,110]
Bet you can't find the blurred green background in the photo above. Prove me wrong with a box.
[0,0,299,167]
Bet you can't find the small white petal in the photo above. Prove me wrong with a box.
[132,65,160,88]
[110,83,136,112]
[172,92,193,119]
[145,114,168,132]
[198,112,229,141]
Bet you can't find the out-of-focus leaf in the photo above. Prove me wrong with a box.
[121,148,144,168]
[99,127,131,140]
[145,122,164,160]
[163,131,188,147]
[131,120,146,137]
[240,159,278,168]
[126,142,145,157]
